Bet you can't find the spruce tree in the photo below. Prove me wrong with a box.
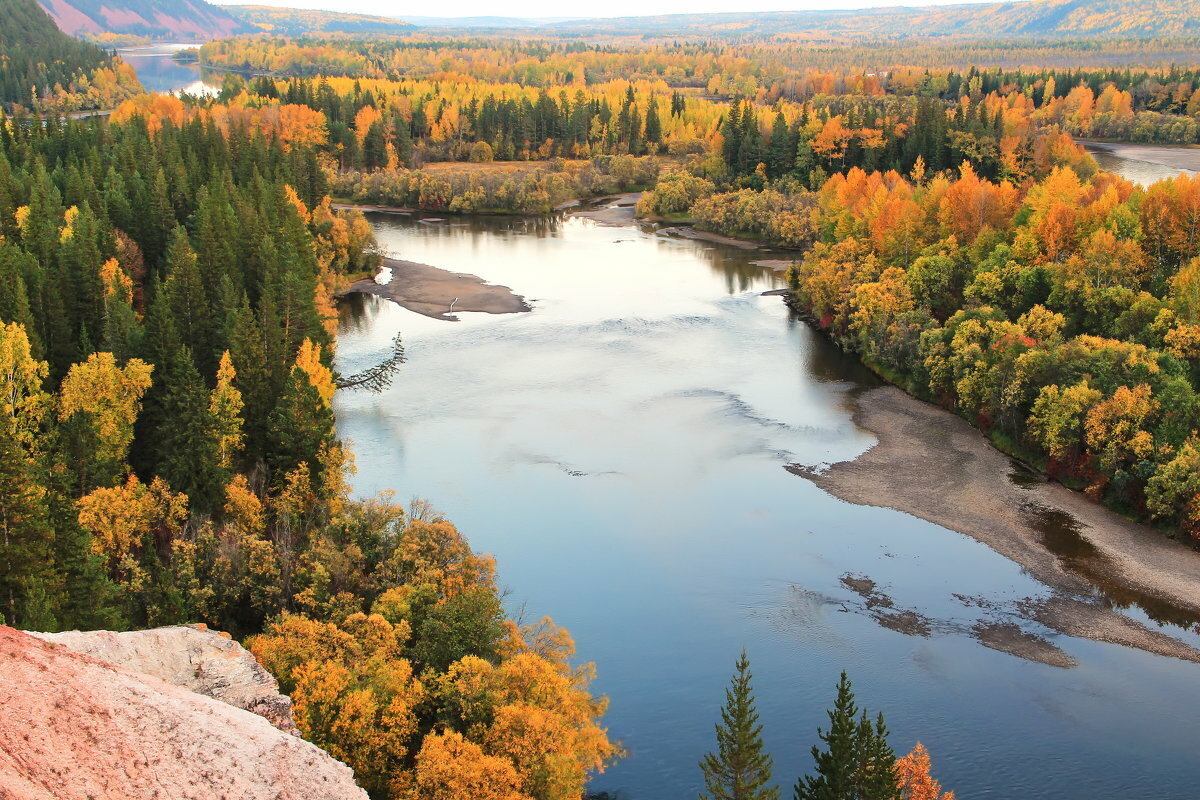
[794,672,899,800]
[0,429,56,628]
[644,99,663,153]
[699,650,780,800]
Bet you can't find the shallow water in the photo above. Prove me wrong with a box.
[1084,143,1194,186]
[334,213,1200,799]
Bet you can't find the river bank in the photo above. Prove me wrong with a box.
[791,385,1200,665]
[1080,140,1200,173]
[338,256,530,320]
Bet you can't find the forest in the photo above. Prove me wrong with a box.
[0,9,618,795]
[3,0,1200,796]
[0,0,142,112]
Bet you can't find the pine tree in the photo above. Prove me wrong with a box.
[767,113,794,179]
[699,650,780,800]
[795,672,899,800]
[0,429,55,628]
[644,99,663,152]
[267,359,336,487]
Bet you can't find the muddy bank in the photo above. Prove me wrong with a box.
[791,385,1200,664]
[340,256,530,321]
[332,201,413,214]
[572,192,641,226]
[657,226,762,250]
[1081,141,1200,173]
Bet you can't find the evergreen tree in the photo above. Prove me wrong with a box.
[767,113,794,179]
[699,650,780,800]
[0,429,55,627]
[267,360,336,486]
[794,672,899,800]
[644,99,663,152]
[362,119,388,169]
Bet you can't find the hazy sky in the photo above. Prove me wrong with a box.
[209,0,1000,21]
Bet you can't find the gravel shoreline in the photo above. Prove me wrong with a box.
[340,256,530,320]
[793,385,1200,665]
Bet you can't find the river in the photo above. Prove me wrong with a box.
[116,44,220,97]
[333,212,1199,799]
[123,54,1200,798]
[1082,141,1198,185]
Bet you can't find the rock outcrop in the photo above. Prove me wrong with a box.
[0,625,367,800]
[33,625,299,734]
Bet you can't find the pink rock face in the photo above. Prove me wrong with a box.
[0,626,368,800]
[38,0,101,35]
[33,625,301,736]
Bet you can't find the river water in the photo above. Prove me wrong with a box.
[333,212,1199,799]
[122,54,1200,798]
[116,44,219,97]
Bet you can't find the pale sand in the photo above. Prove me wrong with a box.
[341,256,530,321]
[791,385,1200,664]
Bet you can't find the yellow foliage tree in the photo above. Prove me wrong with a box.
[210,351,245,469]
[58,352,153,470]
[77,475,187,565]
[0,322,50,450]
[404,731,529,800]
[896,743,955,800]
[295,338,336,408]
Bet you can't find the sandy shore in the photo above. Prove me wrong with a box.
[572,193,642,225]
[340,257,530,321]
[792,385,1200,665]
[751,259,799,271]
[657,226,762,249]
[332,202,414,214]
[1081,141,1200,172]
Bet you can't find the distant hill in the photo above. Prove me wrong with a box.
[225,5,413,35]
[402,15,582,28]
[541,0,1200,38]
[1,0,129,108]
[37,0,252,41]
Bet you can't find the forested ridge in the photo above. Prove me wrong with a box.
[35,0,251,41]
[0,0,141,112]
[225,5,414,36]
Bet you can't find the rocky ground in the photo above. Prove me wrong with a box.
[0,625,367,800]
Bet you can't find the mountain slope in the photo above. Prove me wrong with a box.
[0,0,137,109]
[225,5,412,35]
[546,0,1200,38]
[37,0,253,41]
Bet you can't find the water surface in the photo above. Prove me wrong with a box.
[1083,142,1196,186]
[117,44,219,97]
[335,214,1200,800]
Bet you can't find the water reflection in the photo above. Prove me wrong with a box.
[117,44,220,97]
[1027,499,1200,632]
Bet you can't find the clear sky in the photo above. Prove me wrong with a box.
[209,0,1003,21]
